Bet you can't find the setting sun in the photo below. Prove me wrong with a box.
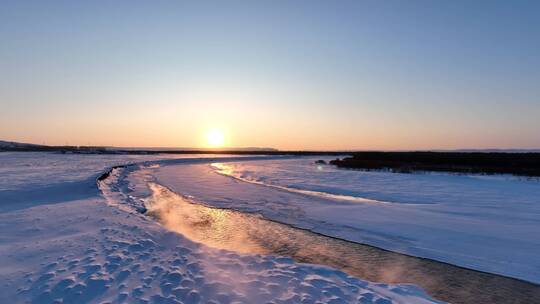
[206,128,225,147]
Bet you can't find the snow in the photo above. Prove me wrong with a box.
[151,157,540,284]
[0,152,439,303]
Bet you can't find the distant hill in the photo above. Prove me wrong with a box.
[0,140,107,152]
[0,140,47,150]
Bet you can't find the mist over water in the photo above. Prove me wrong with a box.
[145,183,269,254]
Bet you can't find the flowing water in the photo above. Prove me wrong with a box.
[143,182,540,304]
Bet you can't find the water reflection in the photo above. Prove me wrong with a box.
[145,183,540,304]
[146,183,268,254]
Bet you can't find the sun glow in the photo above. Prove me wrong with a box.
[206,128,225,147]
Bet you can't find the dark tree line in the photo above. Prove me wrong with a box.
[329,152,540,177]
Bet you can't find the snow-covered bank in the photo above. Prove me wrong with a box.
[0,152,439,303]
[152,158,540,284]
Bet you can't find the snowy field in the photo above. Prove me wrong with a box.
[0,152,438,304]
[152,157,540,284]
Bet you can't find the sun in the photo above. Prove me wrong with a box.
[206,128,225,147]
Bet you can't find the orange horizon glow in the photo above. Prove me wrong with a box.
[3,129,539,151]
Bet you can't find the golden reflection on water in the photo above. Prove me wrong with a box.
[146,183,269,254]
[209,162,231,174]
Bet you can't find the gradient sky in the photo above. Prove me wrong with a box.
[1,1,539,150]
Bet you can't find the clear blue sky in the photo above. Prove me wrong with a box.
[1,0,539,149]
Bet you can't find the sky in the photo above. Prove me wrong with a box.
[1,0,539,150]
